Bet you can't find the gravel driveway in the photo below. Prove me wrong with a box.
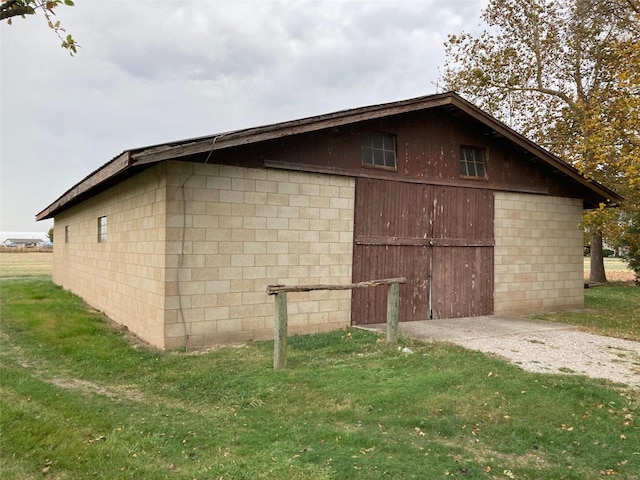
[363,316,640,389]
[456,329,640,388]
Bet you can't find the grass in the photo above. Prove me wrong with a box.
[534,284,640,341]
[583,256,633,271]
[1,278,639,479]
[584,257,636,283]
[0,251,53,278]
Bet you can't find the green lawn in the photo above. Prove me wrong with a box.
[535,284,640,341]
[1,279,639,479]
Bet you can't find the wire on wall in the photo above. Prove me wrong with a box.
[176,134,225,351]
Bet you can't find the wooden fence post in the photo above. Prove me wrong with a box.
[273,292,288,370]
[386,282,399,345]
[268,277,405,368]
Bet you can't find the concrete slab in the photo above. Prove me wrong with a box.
[358,315,575,343]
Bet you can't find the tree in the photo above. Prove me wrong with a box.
[1,0,78,54]
[621,211,640,282]
[46,227,53,243]
[442,0,640,283]
[581,22,640,277]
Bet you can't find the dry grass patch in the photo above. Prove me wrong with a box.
[584,257,636,283]
[0,251,53,278]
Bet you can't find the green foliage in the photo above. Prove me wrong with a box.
[1,278,639,479]
[443,0,640,282]
[46,227,53,243]
[1,0,78,55]
[622,211,640,281]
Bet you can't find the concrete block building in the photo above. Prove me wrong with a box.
[37,92,621,349]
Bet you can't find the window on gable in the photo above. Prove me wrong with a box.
[362,132,396,170]
[97,216,107,243]
[459,146,487,178]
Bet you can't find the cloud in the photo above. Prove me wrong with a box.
[0,0,486,232]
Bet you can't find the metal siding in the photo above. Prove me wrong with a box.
[352,178,494,325]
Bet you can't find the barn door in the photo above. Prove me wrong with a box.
[351,178,494,325]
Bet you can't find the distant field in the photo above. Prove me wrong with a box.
[584,257,635,282]
[0,251,53,278]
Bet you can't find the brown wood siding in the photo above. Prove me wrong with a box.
[431,246,494,319]
[352,178,494,325]
[239,107,602,205]
[352,244,432,324]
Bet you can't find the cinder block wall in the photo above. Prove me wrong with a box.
[164,162,355,349]
[52,165,168,347]
[494,192,584,315]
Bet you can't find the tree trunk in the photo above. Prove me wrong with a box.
[589,230,607,283]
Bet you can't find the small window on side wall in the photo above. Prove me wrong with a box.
[65,226,70,244]
[362,132,396,170]
[97,216,107,243]
[459,146,487,178]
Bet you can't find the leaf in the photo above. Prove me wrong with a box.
[64,0,75,5]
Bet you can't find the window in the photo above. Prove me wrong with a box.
[97,216,107,243]
[459,146,487,178]
[65,226,70,244]
[362,132,396,169]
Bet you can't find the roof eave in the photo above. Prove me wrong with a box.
[35,151,132,221]
[36,93,459,220]
[128,93,456,166]
[36,91,623,220]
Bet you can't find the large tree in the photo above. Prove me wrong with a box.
[442,0,639,283]
[1,0,78,54]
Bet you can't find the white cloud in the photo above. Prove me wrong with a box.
[0,0,486,232]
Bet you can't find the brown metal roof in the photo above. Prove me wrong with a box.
[36,91,622,221]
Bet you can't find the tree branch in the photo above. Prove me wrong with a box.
[0,0,35,21]
[492,83,578,111]
[0,0,20,11]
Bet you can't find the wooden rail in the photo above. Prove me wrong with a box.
[266,277,407,369]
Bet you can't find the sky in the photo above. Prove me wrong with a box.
[1,0,486,234]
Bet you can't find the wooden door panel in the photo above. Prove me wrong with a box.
[431,246,494,319]
[352,244,430,325]
[352,178,494,325]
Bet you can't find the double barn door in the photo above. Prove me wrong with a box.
[351,178,494,325]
